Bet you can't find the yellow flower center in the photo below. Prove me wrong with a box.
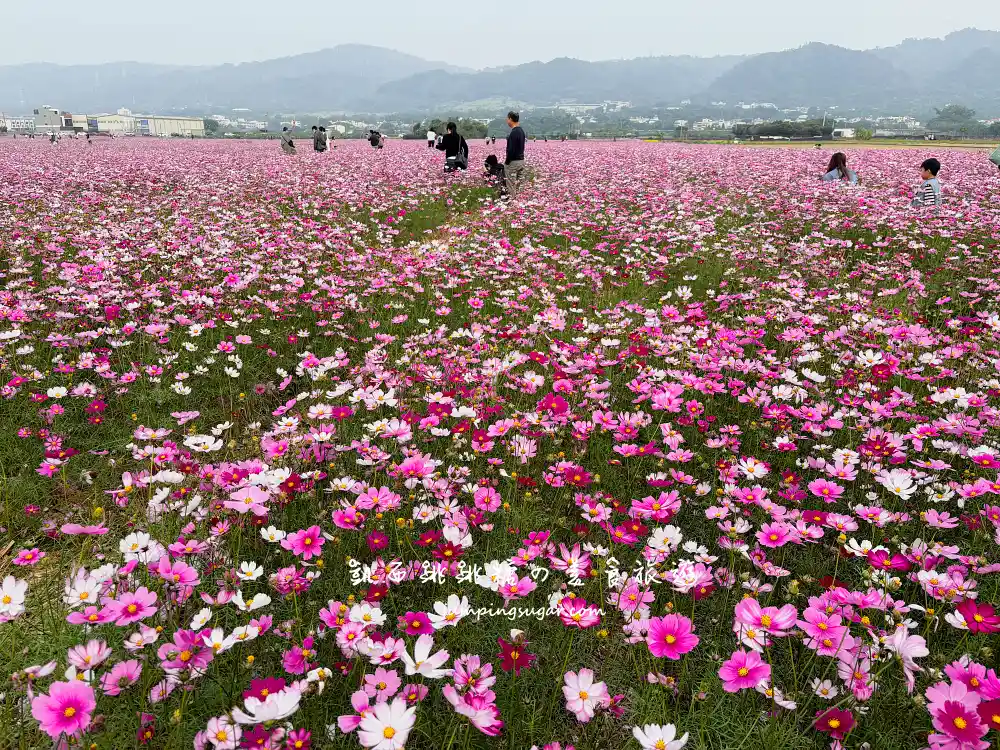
[737,667,749,677]
[64,707,76,718]
[760,615,772,627]
[828,719,841,729]
[383,727,396,739]
[665,635,677,644]
[179,650,192,662]
[954,717,967,730]
[578,691,589,700]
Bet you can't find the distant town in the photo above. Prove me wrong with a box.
[4,100,999,141]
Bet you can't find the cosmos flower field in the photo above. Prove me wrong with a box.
[1,137,1000,750]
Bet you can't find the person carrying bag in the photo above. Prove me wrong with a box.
[436,122,468,172]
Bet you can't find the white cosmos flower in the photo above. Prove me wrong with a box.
[183,435,223,452]
[428,594,470,630]
[231,687,302,724]
[189,607,213,629]
[260,526,286,543]
[232,591,271,612]
[237,562,264,581]
[633,723,689,750]
[400,634,451,679]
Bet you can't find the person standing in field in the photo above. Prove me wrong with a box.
[317,127,329,153]
[280,127,296,154]
[427,127,436,148]
[436,122,469,172]
[311,126,321,152]
[504,111,526,196]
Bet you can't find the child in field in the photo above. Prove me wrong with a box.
[821,152,858,185]
[911,158,942,208]
[484,154,507,198]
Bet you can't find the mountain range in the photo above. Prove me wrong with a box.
[2,29,999,115]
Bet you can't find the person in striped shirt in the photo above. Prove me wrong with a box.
[911,158,942,208]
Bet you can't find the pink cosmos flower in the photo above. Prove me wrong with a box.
[105,586,158,626]
[13,548,44,566]
[31,680,96,739]
[734,598,797,636]
[562,669,611,722]
[282,637,317,675]
[67,639,113,671]
[364,667,401,702]
[755,522,791,548]
[807,478,844,502]
[499,575,537,603]
[281,526,325,560]
[718,650,771,692]
[100,659,142,696]
[60,523,108,536]
[646,614,699,660]
[557,597,602,629]
[66,605,114,626]
[337,690,372,733]
[442,684,504,736]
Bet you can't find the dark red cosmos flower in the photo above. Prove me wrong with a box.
[814,708,855,739]
[415,529,442,548]
[977,700,1000,733]
[367,531,389,552]
[496,637,536,676]
[693,583,715,601]
[366,584,388,603]
[243,677,287,702]
[802,510,828,525]
[818,575,848,590]
[433,542,464,562]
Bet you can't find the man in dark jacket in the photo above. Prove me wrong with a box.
[436,122,469,172]
[504,111,526,194]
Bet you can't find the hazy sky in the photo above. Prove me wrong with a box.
[4,1,999,69]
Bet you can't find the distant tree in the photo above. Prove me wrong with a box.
[855,128,874,141]
[203,118,220,135]
[933,104,976,122]
[989,122,1000,138]
[928,104,980,136]
[0,124,7,134]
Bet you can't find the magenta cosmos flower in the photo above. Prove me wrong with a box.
[718,650,771,692]
[398,611,434,635]
[281,525,324,560]
[105,586,158,626]
[645,614,699,660]
[31,680,96,738]
[956,599,1000,634]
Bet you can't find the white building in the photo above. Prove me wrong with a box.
[832,128,857,139]
[2,116,36,132]
[86,111,205,137]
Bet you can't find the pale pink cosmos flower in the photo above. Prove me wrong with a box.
[563,668,611,722]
